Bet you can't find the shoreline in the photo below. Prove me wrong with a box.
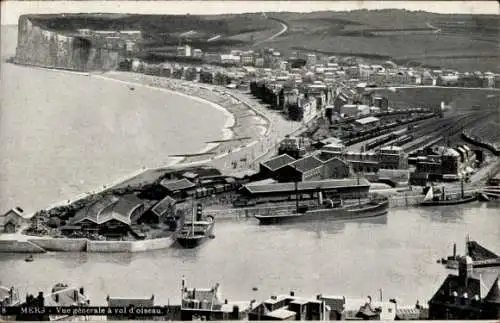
[4,64,272,217]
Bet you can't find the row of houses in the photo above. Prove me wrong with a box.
[278,137,409,172]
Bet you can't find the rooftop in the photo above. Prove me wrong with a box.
[160,178,196,192]
[151,195,176,217]
[266,308,297,319]
[355,116,380,125]
[289,155,324,173]
[70,194,143,225]
[107,295,154,307]
[260,154,296,172]
[243,178,370,194]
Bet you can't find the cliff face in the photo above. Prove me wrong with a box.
[15,15,121,71]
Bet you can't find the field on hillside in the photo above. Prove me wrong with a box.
[27,13,282,52]
[25,10,499,72]
[266,10,500,72]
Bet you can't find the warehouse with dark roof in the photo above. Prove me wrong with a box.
[239,178,370,203]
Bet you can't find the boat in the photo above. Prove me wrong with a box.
[419,180,477,206]
[175,203,215,249]
[24,255,34,262]
[254,179,388,225]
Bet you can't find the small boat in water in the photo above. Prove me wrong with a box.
[420,180,477,206]
[176,203,215,249]
[24,255,34,262]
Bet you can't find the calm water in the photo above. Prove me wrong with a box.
[1,26,499,307]
[0,26,227,213]
[1,206,499,305]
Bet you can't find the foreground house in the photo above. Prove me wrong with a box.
[107,295,156,320]
[428,256,500,319]
[15,283,89,321]
[181,281,250,320]
[248,292,329,321]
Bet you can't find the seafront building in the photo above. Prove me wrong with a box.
[428,256,500,319]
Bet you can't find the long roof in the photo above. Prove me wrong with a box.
[243,178,370,194]
[160,178,196,192]
[261,154,296,171]
[355,116,380,125]
[70,194,143,225]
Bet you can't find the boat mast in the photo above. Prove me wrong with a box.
[191,199,195,237]
[357,172,361,206]
[461,176,464,199]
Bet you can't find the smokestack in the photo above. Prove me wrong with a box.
[453,243,457,258]
[290,291,295,297]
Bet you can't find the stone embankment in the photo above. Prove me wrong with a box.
[14,15,120,71]
[0,236,174,253]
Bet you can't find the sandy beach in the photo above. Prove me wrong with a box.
[100,71,270,166]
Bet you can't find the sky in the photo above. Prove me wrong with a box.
[2,1,499,25]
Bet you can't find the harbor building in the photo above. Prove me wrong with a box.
[0,207,26,233]
[259,154,296,180]
[378,146,408,170]
[278,136,307,159]
[414,145,477,181]
[274,153,350,182]
[353,116,380,131]
[248,292,329,321]
[159,178,197,199]
[428,256,500,319]
[64,194,147,239]
[239,178,370,203]
[145,195,177,223]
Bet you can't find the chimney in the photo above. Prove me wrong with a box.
[231,305,240,320]
[38,292,44,307]
[55,294,59,303]
[290,291,295,297]
[224,299,228,304]
[79,287,84,295]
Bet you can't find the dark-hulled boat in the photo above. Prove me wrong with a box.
[176,203,215,249]
[254,195,389,225]
[419,180,477,206]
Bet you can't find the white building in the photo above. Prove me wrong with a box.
[177,44,192,57]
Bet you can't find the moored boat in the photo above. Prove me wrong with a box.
[176,203,215,249]
[254,195,388,225]
[419,180,477,207]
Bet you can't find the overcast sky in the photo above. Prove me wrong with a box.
[2,1,498,25]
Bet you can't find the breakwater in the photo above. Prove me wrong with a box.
[0,236,174,253]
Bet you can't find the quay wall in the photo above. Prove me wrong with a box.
[0,236,174,253]
[0,240,47,253]
[14,15,120,71]
[28,238,87,252]
[86,240,132,253]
